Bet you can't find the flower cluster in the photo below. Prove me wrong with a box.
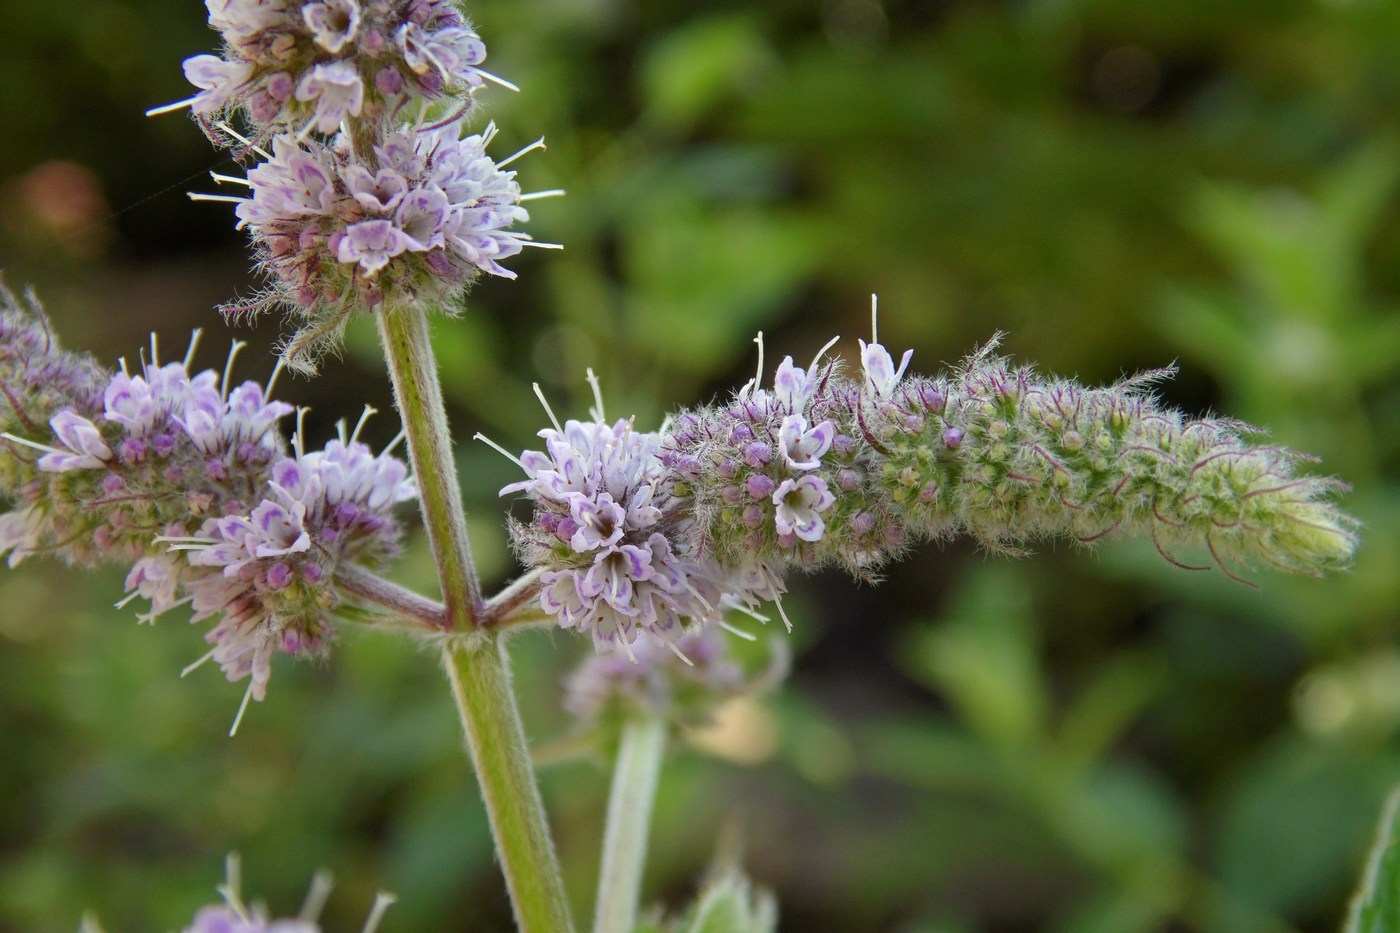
[0,324,417,710]
[1,340,293,568]
[161,0,500,135]
[498,416,727,653]
[174,437,415,702]
[665,338,909,580]
[0,285,107,490]
[159,0,553,372]
[228,119,538,366]
[564,627,788,729]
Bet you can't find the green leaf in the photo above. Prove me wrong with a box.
[678,869,777,933]
[1346,785,1400,933]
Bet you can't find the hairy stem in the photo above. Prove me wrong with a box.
[377,305,572,932]
[334,564,447,630]
[445,638,575,933]
[377,305,481,627]
[593,715,667,933]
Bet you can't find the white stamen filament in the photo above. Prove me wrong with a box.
[222,340,247,401]
[188,192,248,205]
[532,383,563,433]
[498,137,546,168]
[361,893,397,933]
[181,648,218,678]
[298,870,335,923]
[209,172,252,187]
[214,121,271,160]
[145,97,198,117]
[717,618,758,641]
[350,405,377,444]
[229,681,255,737]
[0,433,64,457]
[473,432,526,470]
[586,367,605,421]
[475,67,520,93]
[808,334,841,375]
[870,293,879,344]
[519,189,566,201]
[184,328,204,369]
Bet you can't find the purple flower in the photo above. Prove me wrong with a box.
[772,475,835,542]
[776,413,834,472]
[38,410,111,471]
[337,219,409,274]
[302,0,361,53]
[859,338,913,398]
[343,165,409,213]
[182,55,252,114]
[294,62,364,134]
[397,22,488,87]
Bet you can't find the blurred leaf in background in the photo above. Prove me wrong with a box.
[1,0,1397,930]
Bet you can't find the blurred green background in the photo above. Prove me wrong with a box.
[2,0,1399,930]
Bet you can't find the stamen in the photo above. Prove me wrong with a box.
[218,852,247,916]
[473,432,526,470]
[184,328,204,369]
[518,240,564,250]
[350,406,377,444]
[383,429,406,457]
[772,594,793,633]
[586,367,605,422]
[221,341,247,400]
[298,870,335,923]
[137,596,191,625]
[750,331,766,394]
[149,331,160,367]
[0,433,64,457]
[808,334,841,374]
[181,648,218,678]
[475,67,520,92]
[532,383,563,432]
[362,893,397,933]
[519,189,566,201]
[498,137,546,168]
[661,635,694,667]
[293,407,310,460]
[214,121,271,160]
[188,192,249,205]
[336,417,348,445]
[209,172,252,187]
[145,97,198,117]
[717,618,758,641]
[870,293,879,344]
[265,355,286,399]
[228,680,256,737]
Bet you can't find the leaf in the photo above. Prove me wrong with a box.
[1345,785,1400,933]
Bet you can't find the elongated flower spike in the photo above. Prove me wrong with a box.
[501,305,1356,660]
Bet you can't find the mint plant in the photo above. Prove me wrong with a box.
[0,2,1362,930]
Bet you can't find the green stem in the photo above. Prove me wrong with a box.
[593,715,667,933]
[377,305,573,933]
[377,305,480,627]
[445,637,575,933]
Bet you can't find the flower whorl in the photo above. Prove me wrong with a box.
[173,0,499,135]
